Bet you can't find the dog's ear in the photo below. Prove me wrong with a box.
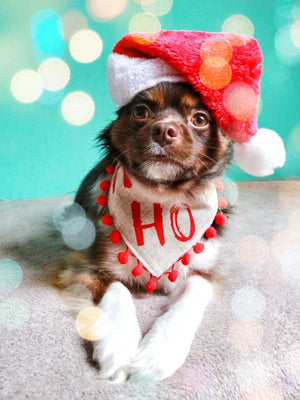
[96,121,115,151]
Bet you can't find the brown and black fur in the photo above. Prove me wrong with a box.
[55,82,233,301]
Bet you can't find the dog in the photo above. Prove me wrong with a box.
[56,81,233,382]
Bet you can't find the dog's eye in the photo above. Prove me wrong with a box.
[132,105,150,120]
[191,112,209,128]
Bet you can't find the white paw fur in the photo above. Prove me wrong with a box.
[93,282,141,382]
[128,275,213,381]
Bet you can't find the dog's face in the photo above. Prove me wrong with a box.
[103,82,232,190]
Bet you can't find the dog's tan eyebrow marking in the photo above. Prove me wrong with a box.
[145,87,165,107]
[180,93,201,108]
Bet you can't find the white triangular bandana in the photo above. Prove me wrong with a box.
[108,164,218,277]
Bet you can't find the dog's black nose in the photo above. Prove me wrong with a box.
[151,122,179,146]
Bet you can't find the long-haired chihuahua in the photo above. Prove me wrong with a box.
[56,80,233,382]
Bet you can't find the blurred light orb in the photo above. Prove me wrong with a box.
[76,306,109,341]
[231,286,266,321]
[30,9,65,61]
[199,36,233,90]
[61,91,95,126]
[199,62,232,90]
[11,69,43,103]
[141,0,173,17]
[62,216,96,250]
[70,29,103,64]
[291,19,300,49]
[53,201,86,232]
[288,124,300,155]
[285,343,300,387]
[223,82,259,121]
[134,0,156,4]
[236,360,272,392]
[241,386,283,400]
[0,297,31,330]
[236,235,270,269]
[276,242,300,285]
[229,320,263,352]
[0,259,23,292]
[201,36,233,67]
[275,25,300,65]
[221,177,239,206]
[129,12,161,35]
[38,58,70,91]
[289,209,300,235]
[222,14,254,37]
[87,0,128,21]
[62,10,88,42]
[272,230,300,261]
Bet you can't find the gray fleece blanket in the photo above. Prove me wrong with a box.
[0,180,299,400]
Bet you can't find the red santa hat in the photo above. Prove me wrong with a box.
[107,30,285,177]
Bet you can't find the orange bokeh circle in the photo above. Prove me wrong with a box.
[199,62,232,90]
[201,36,233,64]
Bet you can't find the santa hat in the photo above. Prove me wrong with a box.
[107,30,285,177]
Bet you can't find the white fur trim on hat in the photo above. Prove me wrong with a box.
[233,128,286,176]
[107,53,187,107]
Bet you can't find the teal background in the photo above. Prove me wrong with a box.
[1,0,300,200]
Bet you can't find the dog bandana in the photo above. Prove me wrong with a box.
[97,164,226,292]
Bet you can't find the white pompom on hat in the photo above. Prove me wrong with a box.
[107,30,286,177]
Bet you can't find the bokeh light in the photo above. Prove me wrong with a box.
[236,235,270,269]
[199,62,232,90]
[271,230,300,261]
[236,360,272,392]
[10,69,43,103]
[87,0,128,21]
[220,177,239,207]
[223,82,259,121]
[0,259,23,292]
[272,230,300,284]
[62,216,96,250]
[289,209,300,235]
[284,343,300,387]
[62,10,88,42]
[69,29,103,64]
[288,124,300,156]
[231,286,266,321]
[53,201,86,232]
[222,14,255,37]
[61,284,93,310]
[61,91,95,126]
[0,297,31,330]
[37,58,70,91]
[76,306,109,341]
[241,386,283,400]
[201,36,233,67]
[275,25,300,65]
[291,19,300,49]
[229,320,264,352]
[141,0,173,17]
[30,9,65,61]
[129,12,161,35]
[199,36,233,90]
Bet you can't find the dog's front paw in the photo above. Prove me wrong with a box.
[128,327,190,381]
[93,282,141,382]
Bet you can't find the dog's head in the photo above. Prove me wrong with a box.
[100,82,233,191]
